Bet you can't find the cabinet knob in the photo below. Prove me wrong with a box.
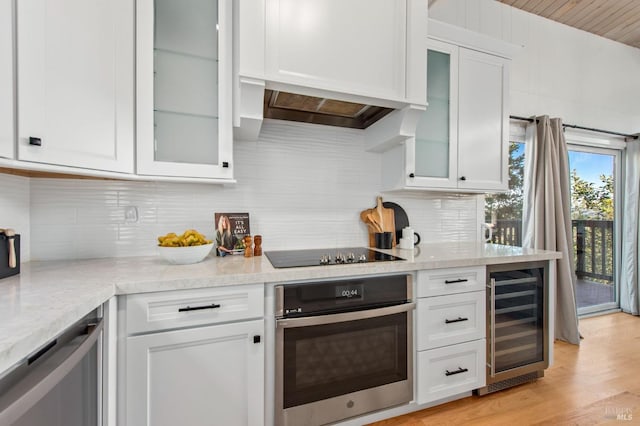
[222,162,229,168]
[409,173,415,178]
[459,176,466,181]
[29,137,42,146]
[253,335,261,344]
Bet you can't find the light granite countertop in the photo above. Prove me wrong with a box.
[0,242,561,375]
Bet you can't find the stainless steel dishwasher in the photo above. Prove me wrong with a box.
[0,309,103,426]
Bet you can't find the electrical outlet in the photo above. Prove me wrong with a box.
[124,206,138,223]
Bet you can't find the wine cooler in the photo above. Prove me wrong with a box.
[477,261,549,395]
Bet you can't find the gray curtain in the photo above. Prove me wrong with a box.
[522,115,580,345]
[620,140,640,315]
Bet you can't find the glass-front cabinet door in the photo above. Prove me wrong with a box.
[408,39,458,189]
[136,0,233,180]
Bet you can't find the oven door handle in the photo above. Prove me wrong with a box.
[276,302,416,329]
[0,319,103,425]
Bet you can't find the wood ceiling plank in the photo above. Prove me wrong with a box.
[556,0,602,27]
[605,15,640,46]
[547,0,590,22]
[538,0,577,17]
[602,22,640,49]
[512,0,536,9]
[601,6,640,40]
[522,0,541,10]
[584,0,637,36]
[571,0,629,30]
[500,0,640,49]
[527,0,562,15]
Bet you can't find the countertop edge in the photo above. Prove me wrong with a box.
[0,244,561,374]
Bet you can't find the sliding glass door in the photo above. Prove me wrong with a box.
[568,145,621,315]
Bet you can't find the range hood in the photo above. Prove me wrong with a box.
[234,76,425,151]
[233,0,428,150]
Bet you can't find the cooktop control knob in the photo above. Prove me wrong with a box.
[335,253,346,264]
[347,252,356,263]
[358,254,367,263]
[320,255,329,265]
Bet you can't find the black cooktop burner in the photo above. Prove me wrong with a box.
[265,247,405,268]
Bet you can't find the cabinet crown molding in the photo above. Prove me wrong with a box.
[428,19,522,59]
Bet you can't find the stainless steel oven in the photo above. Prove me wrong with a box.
[275,274,414,426]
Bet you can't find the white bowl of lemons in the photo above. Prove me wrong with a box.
[157,230,214,265]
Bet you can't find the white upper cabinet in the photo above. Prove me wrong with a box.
[136,0,233,180]
[16,0,134,173]
[457,48,510,192]
[0,0,13,160]
[265,0,407,102]
[382,20,518,193]
[410,39,460,190]
[235,0,428,142]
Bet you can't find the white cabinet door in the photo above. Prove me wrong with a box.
[126,319,264,426]
[265,0,407,101]
[0,0,13,159]
[457,48,509,192]
[408,39,459,189]
[16,0,134,173]
[394,42,509,193]
[136,0,233,180]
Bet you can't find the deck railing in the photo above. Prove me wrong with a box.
[491,219,522,246]
[491,219,614,283]
[572,219,614,283]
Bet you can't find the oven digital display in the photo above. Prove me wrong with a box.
[335,284,364,300]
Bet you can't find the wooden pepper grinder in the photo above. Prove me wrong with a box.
[243,235,253,257]
[253,235,262,256]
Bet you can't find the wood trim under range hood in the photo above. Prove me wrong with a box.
[234,77,426,152]
[263,89,394,130]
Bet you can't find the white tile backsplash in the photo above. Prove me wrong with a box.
[3,121,482,261]
[0,173,30,262]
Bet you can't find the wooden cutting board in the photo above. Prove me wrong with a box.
[360,197,396,247]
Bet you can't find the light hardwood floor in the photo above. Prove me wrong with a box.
[370,312,640,425]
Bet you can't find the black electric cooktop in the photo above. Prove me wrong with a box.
[265,247,405,268]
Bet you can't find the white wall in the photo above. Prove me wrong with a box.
[430,0,640,134]
[18,121,481,261]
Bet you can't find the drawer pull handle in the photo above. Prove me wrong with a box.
[444,278,468,284]
[445,367,468,376]
[178,303,221,312]
[445,317,469,324]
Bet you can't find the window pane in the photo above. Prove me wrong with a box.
[485,142,524,246]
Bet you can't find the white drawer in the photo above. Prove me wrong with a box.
[417,339,486,404]
[417,266,486,297]
[124,284,264,335]
[417,291,485,350]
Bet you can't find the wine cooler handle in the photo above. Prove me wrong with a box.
[489,277,496,377]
